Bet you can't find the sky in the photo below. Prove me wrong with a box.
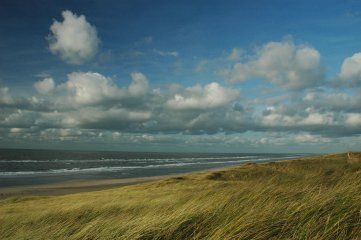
[0,0,360,153]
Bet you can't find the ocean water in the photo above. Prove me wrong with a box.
[0,149,307,187]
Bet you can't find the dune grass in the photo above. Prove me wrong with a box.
[0,153,360,239]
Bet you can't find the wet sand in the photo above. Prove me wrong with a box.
[0,175,175,199]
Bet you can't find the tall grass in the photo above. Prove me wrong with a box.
[0,153,360,239]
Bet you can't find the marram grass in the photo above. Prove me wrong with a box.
[0,153,360,239]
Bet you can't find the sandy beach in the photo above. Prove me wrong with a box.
[0,156,307,199]
[0,175,173,199]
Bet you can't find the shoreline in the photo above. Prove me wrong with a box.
[0,155,315,200]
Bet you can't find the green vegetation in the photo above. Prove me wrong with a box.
[1,153,361,239]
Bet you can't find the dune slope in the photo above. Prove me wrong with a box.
[0,153,360,239]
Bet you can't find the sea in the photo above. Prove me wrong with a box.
[0,149,308,187]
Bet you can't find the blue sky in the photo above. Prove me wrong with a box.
[0,0,360,152]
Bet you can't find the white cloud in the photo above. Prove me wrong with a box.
[41,71,150,109]
[1,32,361,146]
[10,127,24,133]
[154,49,179,57]
[167,82,240,110]
[294,133,331,143]
[128,72,149,96]
[260,106,336,127]
[112,131,121,139]
[344,113,361,127]
[300,110,335,125]
[62,72,123,105]
[1,109,38,128]
[303,91,361,112]
[77,107,151,125]
[34,78,55,94]
[339,52,361,86]
[226,40,324,89]
[38,106,152,130]
[48,10,100,64]
[0,69,358,139]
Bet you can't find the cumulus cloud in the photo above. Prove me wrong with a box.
[48,10,100,64]
[2,33,361,150]
[257,101,361,137]
[339,52,361,86]
[260,105,336,128]
[0,71,152,131]
[226,39,324,89]
[34,78,55,94]
[38,106,151,130]
[58,71,149,108]
[1,71,360,139]
[128,72,149,96]
[167,82,240,110]
[303,91,361,112]
[61,72,123,106]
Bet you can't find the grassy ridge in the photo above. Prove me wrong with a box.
[0,153,360,239]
